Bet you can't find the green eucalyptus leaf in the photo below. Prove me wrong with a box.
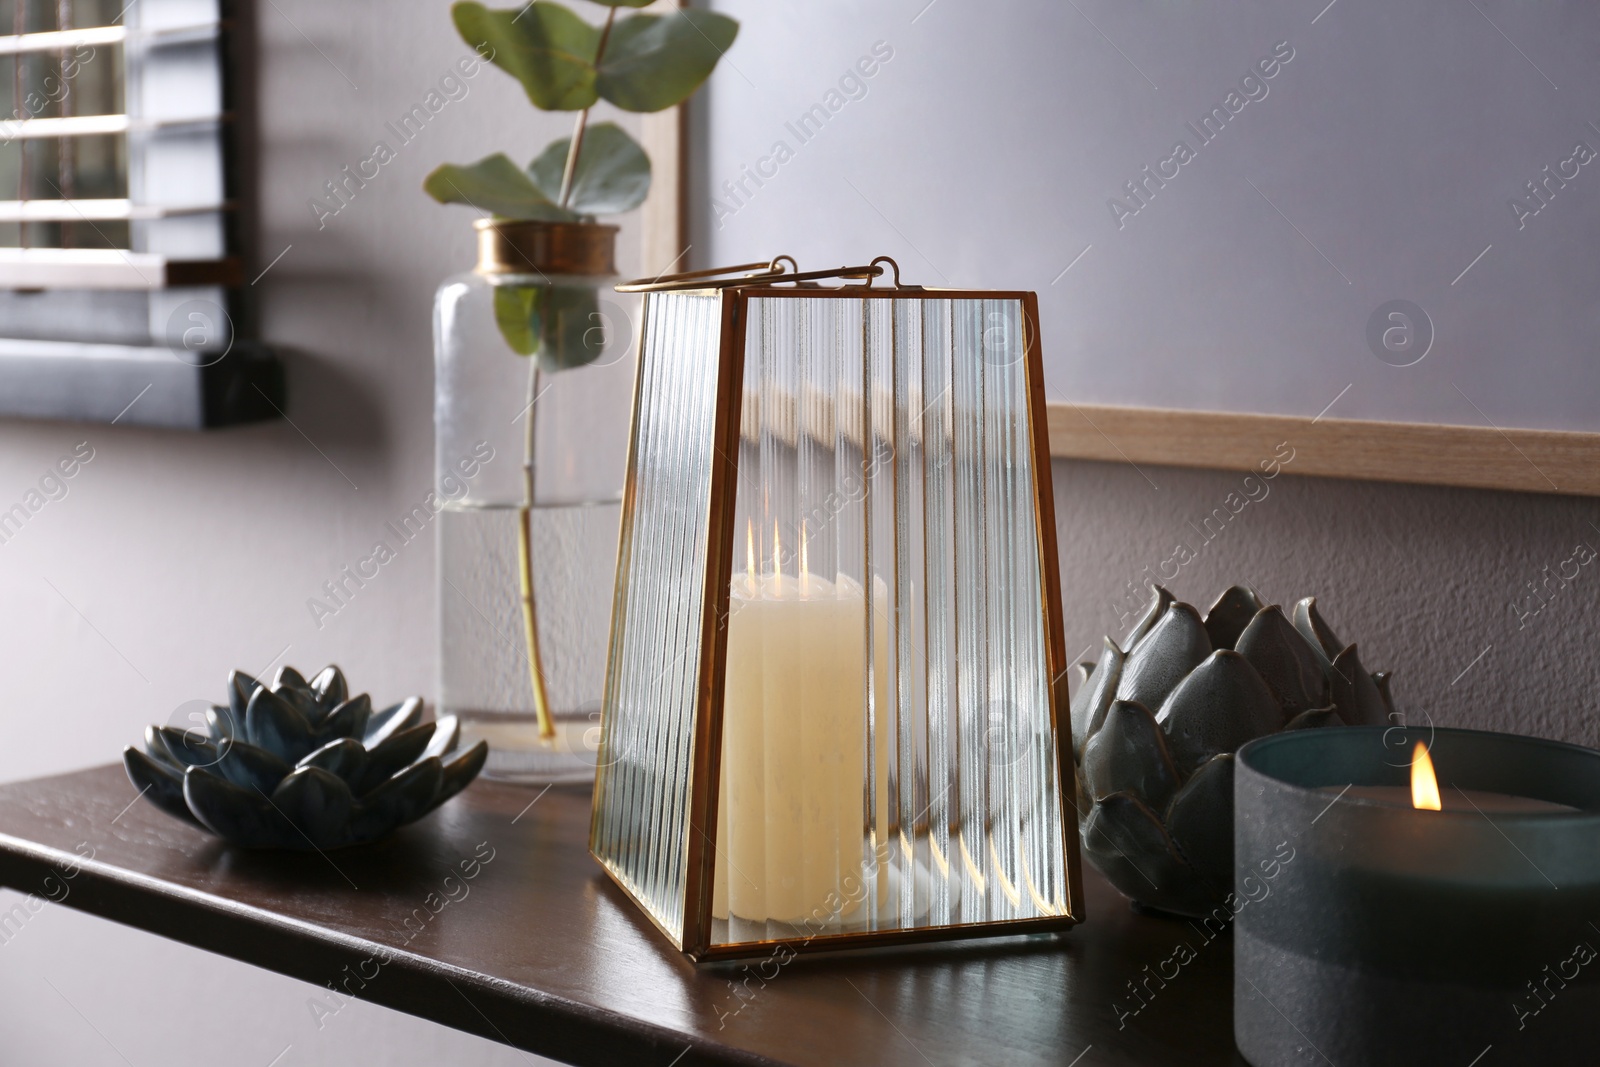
[492,285,610,368]
[539,286,606,371]
[452,1,600,111]
[584,0,654,6]
[423,154,576,221]
[595,10,739,113]
[528,122,651,215]
[494,285,543,356]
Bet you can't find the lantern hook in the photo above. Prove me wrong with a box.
[616,255,913,293]
[868,257,901,288]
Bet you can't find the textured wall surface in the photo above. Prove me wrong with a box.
[1055,457,1600,750]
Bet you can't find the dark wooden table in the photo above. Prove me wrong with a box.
[0,765,1243,1066]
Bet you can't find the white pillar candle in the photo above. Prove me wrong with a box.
[712,549,890,932]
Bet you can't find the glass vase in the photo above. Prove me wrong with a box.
[433,219,635,784]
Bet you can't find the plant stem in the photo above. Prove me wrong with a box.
[557,6,618,210]
[518,358,556,741]
[557,110,588,211]
[524,5,619,741]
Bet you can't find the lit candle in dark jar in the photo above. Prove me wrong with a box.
[1334,741,1578,813]
[1234,726,1600,1066]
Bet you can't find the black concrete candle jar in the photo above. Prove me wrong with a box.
[1234,726,1600,1066]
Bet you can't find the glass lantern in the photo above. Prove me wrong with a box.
[589,257,1084,959]
[434,220,636,783]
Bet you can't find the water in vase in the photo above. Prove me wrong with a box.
[439,499,622,783]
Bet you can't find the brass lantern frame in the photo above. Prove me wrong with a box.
[591,258,1084,961]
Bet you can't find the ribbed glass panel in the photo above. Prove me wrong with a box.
[709,293,1066,947]
[592,290,723,944]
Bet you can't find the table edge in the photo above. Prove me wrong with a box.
[0,828,784,1067]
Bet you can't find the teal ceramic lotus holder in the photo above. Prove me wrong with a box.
[123,665,488,850]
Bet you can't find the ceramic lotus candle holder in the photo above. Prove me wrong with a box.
[123,665,488,850]
[1072,585,1395,917]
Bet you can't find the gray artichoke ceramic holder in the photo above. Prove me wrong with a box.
[1072,585,1395,918]
[124,665,488,850]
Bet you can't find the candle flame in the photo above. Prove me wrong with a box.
[1411,742,1442,810]
[745,519,755,587]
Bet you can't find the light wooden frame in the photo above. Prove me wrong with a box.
[1047,403,1600,497]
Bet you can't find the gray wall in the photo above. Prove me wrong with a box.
[2,1,1598,1065]
[1055,459,1600,752]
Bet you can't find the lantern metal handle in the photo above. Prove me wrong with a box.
[868,256,902,288]
[616,255,912,293]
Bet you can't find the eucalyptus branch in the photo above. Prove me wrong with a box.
[518,358,555,740]
[557,6,618,209]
